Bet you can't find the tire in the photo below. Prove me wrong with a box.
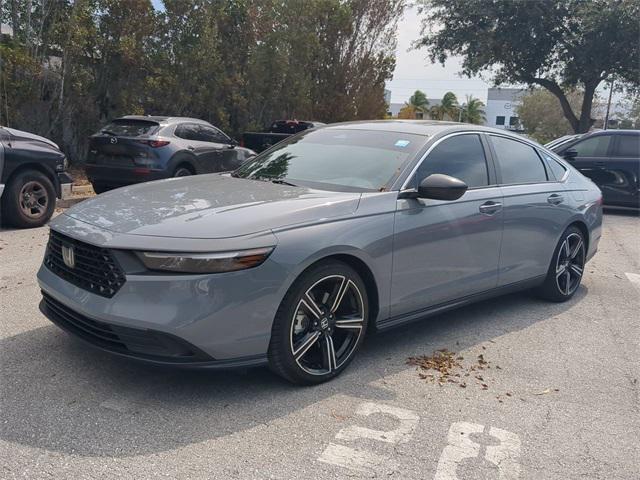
[536,225,586,302]
[173,165,193,177]
[91,182,110,194]
[1,170,56,228]
[268,261,369,385]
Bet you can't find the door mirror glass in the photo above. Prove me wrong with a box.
[563,148,578,160]
[418,174,468,201]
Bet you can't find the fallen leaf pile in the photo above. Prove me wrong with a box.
[406,349,498,390]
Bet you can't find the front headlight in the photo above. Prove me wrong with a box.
[136,247,274,273]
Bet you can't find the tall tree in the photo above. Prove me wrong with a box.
[405,89,429,115]
[517,89,588,143]
[459,95,485,125]
[430,91,458,120]
[415,0,640,133]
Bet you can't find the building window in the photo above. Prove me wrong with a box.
[416,111,424,120]
[509,116,519,127]
[496,116,505,126]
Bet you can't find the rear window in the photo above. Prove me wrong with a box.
[100,120,159,137]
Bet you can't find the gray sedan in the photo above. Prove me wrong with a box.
[37,121,602,384]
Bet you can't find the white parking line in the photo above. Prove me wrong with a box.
[434,422,521,480]
[318,443,388,474]
[335,402,419,444]
[625,272,640,293]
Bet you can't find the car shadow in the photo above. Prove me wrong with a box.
[0,287,586,457]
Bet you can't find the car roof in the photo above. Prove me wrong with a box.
[320,119,527,139]
[117,116,212,125]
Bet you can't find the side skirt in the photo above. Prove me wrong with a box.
[375,275,546,332]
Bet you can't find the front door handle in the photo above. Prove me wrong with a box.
[479,201,502,215]
[547,194,564,205]
[187,145,195,151]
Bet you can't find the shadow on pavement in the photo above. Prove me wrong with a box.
[0,287,585,457]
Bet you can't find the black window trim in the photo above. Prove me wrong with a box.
[399,131,498,193]
[487,133,556,187]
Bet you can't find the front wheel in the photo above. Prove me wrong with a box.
[268,261,369,385]
[536,226,586,302]
[1,170,56,228]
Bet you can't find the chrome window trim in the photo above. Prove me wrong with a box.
[399,131,491,191]
[0,183,4,198]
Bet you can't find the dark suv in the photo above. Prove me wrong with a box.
[86,116,256,193]
[549,130,640,210]
[0,126,72,228]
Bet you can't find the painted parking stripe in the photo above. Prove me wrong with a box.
[335,402,419,444]
[318,443,388,474]
[434,422,521,480]
[625,272,640,293]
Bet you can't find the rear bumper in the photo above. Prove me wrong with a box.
[86,164,169,187]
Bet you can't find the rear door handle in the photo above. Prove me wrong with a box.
[547,194,564,205]
[187,145,195,151]
[479,201,502,215]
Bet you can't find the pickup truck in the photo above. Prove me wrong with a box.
[0,126,72,228]
[241,120,325,153]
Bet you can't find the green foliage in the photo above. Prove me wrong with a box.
[430,91,458,120]
[459,95,484,125]
[406,90,429,112]
[517,89,586,144]
[416,0,640,133]
[0,0,405,163]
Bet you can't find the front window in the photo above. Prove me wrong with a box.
[233,129,427,191]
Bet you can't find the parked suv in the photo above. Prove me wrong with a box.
[0,126,72,228]
[549,130,639,210]
[86,116,256,193]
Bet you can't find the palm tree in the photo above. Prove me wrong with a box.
[430,91,459,120]
[459,95,486,124]
[405,90,430,118]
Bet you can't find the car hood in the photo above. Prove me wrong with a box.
[62,174,361,239]
[4,127,60,150]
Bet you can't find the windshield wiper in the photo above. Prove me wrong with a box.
[101,129,118,136]
[270,179,298,187]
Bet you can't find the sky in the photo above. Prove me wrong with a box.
[386,8,492,105]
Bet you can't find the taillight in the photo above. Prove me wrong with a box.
[239,138,245,147]
[137,139,170,148]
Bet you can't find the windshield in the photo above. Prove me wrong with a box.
[233,128,427,191]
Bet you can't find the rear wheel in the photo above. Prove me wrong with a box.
[173,165,193,177]
[268,261,369,385]
[91,182,110,194]
[536,226,586,302]
[1,170,56,228]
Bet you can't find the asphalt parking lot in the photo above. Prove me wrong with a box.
[1,210,638,480]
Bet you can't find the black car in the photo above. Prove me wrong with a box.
[86,116,256,193]
[0,126,72,228]
[242,120,325,153]
[549,130,640,210]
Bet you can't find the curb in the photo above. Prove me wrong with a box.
[57,196,92,208]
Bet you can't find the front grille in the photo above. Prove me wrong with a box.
[44,230,126,298]
[41,292,212,362]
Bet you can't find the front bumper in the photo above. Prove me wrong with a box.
[37,243,288,366]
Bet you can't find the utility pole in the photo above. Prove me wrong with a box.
[604,78,614,130]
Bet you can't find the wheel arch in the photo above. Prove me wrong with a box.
[566,219,590,254]
[168,152,197,175]
[287,252,381,332]
[4,162,60,197]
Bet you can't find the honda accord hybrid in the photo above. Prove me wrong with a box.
[37,121,602,384]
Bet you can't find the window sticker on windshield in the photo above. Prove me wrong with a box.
[395,139,410,148]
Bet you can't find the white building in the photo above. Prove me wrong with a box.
[484,87,526,131]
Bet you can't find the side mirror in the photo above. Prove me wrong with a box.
[563,148,578,160]
[399,174,468,201]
